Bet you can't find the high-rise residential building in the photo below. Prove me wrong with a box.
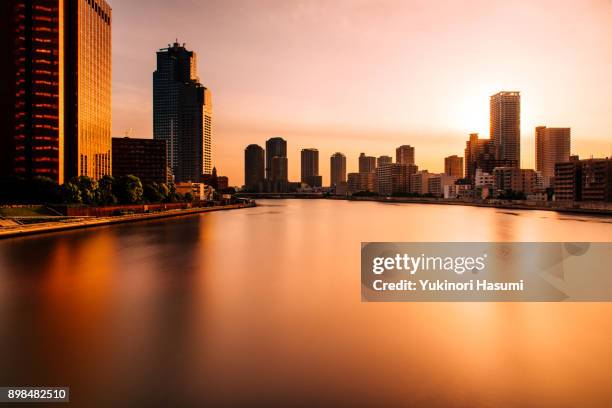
[396,145,415,165]
[265,137,287,180]
[377,155,393,167]
[244,144,265,191]
[375,163,418,196]
[464,133,515,181]
[358,153,376,173]
[270,156,288,182]
[490,91,520,166]
[1,0,112,184]
[301,148,321,187]
[112,137,169,185]
[153,41,212,182]
[535,126,571,187]
[330,152,347,188]
[444,155,463,178]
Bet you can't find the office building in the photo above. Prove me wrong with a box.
[330,152,347,188]
[153,41,212,182]
[301,148,321,187]
[1,0,112,184]
[358,153,376,173]
[490,91,520,166]
[244,144,265,191]
[396,145,415,165]
[444,155,463,178]
[535,126,570,187]
[112,137,169,184]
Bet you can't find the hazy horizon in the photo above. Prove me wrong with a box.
[112,0,612,186]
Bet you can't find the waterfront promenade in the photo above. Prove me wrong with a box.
[0,202,255,240]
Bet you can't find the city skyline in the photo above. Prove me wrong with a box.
[111,0,612,186]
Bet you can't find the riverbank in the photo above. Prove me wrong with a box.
[335,196,612,216]
[0,202,255,239]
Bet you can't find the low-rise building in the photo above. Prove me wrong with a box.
[555,160,582,201]
[427,174,457,198]
[581,158,612,202]
[112,137,170,184]
[347,172,376,193]
[409,171,433,195]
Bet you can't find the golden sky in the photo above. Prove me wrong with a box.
[112,0,612,186]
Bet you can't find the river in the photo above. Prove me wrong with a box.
[1,199,611,406]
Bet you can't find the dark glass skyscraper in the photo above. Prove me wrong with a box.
[1,0,112,184]
[244,144,265,191]
[153,41,212,182]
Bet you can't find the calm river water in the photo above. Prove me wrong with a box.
[1,199,612,406]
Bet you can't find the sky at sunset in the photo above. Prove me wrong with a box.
[112,0,612,186]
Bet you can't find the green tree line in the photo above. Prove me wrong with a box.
[0,175,191,206]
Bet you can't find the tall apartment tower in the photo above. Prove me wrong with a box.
[490,91,520,166]
[330,152,347,188]
[265,137,288,181]
[153,41,212,182]
[396,145,415,165]
[1,0,112,184]
[444,155,463,178]
[244,144,265,191]
[358,153,376,173]
[300,148,321,187]
[535,126,570,187]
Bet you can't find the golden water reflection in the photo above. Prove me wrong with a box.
[0,200,611,406]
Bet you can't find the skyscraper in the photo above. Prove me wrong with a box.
[300,148,321,187]
[265,137,287,180]
[444,155,464,178]
[330,152,347,187]
[1,0,112,184]
[244,144,265,191]
[490,91,520,166]
[358,153,376,173]
[535,126,570,187]
[396,145,415,166]
[153,41,212,182]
